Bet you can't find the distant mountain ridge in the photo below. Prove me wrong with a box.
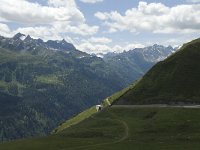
[1,33,77,52]
[103,44,175,84]
[103,44,175,62]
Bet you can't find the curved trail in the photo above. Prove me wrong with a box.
[109,111,129,143]
[67,110,129,150]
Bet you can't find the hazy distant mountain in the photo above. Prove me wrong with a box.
[103,45,175,84]
[104,44,175,62]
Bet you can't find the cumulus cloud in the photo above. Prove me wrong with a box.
[124,43,145,50]
[80,0,103,4]
[0,0,98,38]
[76,42,144,54]
[14,26,60,41]
[94,12,110,20]
[59,24,99,36]
[88,37,112,43]
[95,2,200,34]
[0,23,11,37]
[12,23,99,41]
[48,0,77,7]
[0,0,84,24]
[77,42,111,53]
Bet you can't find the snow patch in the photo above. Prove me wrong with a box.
[20,35,27,41]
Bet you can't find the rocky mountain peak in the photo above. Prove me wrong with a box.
[24,35,32,41]
[13,33,26,40]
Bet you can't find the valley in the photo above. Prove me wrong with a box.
[0,0,200,149]
[1,38,199,149]
[0,33,175,141]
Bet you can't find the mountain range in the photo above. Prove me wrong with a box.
[0,33,175,141]
[0,38,199,150]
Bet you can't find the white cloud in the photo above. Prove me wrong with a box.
[124,43,145,50]
[95,2,200,34]
[62,24,99,36]
[0,23,11,37]
[76,42,144,54]
[0,0,99,38]
[48,0,77,7]
[13,22,99,41]
[77,42,111,53]
[0,0,84,24]
[14,26,60,41]
[159,35,200,47]
[80,0,103,4]
[76,36,145,54]
[94,12,109,20]
[89,37,112,43]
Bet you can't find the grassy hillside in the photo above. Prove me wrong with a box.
[2,107,200,150]
[115,38,200,105]
[52,82,137,134]
[52,106,97,134]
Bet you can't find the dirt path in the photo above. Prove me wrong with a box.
[108,111,129,143]
[67,110,129,150]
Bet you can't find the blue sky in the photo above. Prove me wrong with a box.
[0,0,199,53]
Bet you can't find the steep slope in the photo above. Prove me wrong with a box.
[115,38,200,105]
[52,82,136,134]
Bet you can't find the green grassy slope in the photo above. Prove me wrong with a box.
[52,82,137,134]
[52,106,97,134]
[2,107,200,150]
[115,38,200,105]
